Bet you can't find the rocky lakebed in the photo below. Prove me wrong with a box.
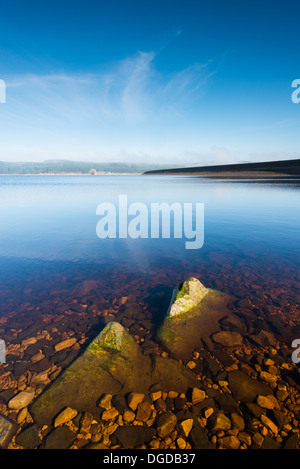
[0,277,300,450]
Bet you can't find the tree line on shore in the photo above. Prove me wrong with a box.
[0,160,169,174]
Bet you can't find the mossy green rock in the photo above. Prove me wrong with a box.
[157,277,235,359]
[167,277,208,317]
[30,321,200,426]
[30,322,144,425]
[87,321,136,357]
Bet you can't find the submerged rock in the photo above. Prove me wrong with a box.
[156,411,177,438]
[113,426,156,449]
[54,407,78,427]
[167,277,208,317]
[249,330,276,347]
[212,331,243,347]
[30,322,139,425]
[8,390,35,410]
[44,426,76,449]
[156,277,234,359]
[207,411,231,432]
[15,424,41,449]
[30,321,199,426]
[0,414,18,449]
[88,321,138,357]
[228,371,272,402]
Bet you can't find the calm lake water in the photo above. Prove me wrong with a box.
[0,174,299,330]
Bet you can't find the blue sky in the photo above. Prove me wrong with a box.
[0,0,300,165]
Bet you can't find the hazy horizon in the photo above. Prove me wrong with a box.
[0,1,300,165]
[0,156,299,171]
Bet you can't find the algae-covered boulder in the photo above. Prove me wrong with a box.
[30,322,149,425]
[156,277,234,359]
[30,321,200,426]
[87,321,135,357]
[167,277,208,317]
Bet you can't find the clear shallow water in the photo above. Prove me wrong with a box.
[0,174,299,325]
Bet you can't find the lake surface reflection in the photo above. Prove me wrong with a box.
[0,175,299,330]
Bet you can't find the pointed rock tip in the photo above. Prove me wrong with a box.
[87,322,133,354]
[168,277,207,318]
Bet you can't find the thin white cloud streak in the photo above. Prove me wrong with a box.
[0,51,220,162]
[1,50,298,164]
[4,50,215,126]
[241,119,294,132]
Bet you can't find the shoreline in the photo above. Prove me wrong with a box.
[143,158,300,177]
[0,172,143,176]
[0,171,299,178]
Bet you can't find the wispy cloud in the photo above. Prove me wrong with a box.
[241,119,294,132]
[4,50,215,126]
[100,52,215,121]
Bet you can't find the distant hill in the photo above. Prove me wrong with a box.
[0,161,169,175]
[1,159,299,176]
[143,159,300,176]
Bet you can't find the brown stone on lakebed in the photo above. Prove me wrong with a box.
[136,401,152,422]
[228,370,272,403]
[0,414,18,449]
[156,411,177,438]
[212,331,243,347]
[113,426,156,449]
